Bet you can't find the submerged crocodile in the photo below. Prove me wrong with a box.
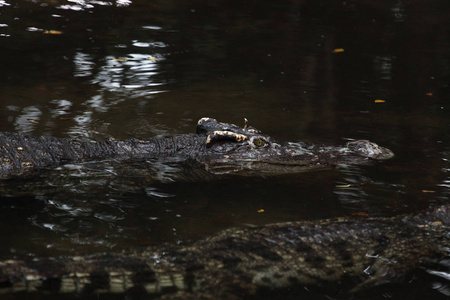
[0,117,393,180]
[0,205,449,298]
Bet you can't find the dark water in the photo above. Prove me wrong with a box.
[0,0,450,299]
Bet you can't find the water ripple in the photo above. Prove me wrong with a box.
[91,53,165,97]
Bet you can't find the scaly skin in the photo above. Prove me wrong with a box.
[0,205,448,298]
[0,118,394,179]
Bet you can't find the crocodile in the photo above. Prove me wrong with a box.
[0,117,394,180]
[0,205,449,299]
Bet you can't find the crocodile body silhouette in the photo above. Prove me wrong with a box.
[0,117,393,180]
[0,205,449,298]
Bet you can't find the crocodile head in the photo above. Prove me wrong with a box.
[196,118,394,175]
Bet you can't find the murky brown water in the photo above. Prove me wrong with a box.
[0,0,450,299]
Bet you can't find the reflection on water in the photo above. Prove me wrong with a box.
[91,53,165,95]
[391,0,406,22]
[374,55,394,81]
[56,0,132,10]
[0,0,175,136]
[438,151,450,194]
[13,106,43,133]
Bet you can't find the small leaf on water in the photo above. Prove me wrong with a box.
[426,92,433,96]
[332,48,344,53]
[257,209,265,213]
[336,184,351,188]
[148,56,157,61]
[374,99,386,103]
[113,58,129,61]
[43,30,63,35]
[27,119,39,124]
[421,190,436,193]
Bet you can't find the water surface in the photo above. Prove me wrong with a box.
[0,0,450,299]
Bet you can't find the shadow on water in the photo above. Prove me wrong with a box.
[0,0,450,299]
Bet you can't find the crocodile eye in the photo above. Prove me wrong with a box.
[253,138,265,147]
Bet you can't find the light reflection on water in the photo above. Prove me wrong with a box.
[13,106,43,133]
[0,0,172,137]
[438,151,450,193]
[92,53,165,94]
[8,46,169,136]
[57,0,131,11]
